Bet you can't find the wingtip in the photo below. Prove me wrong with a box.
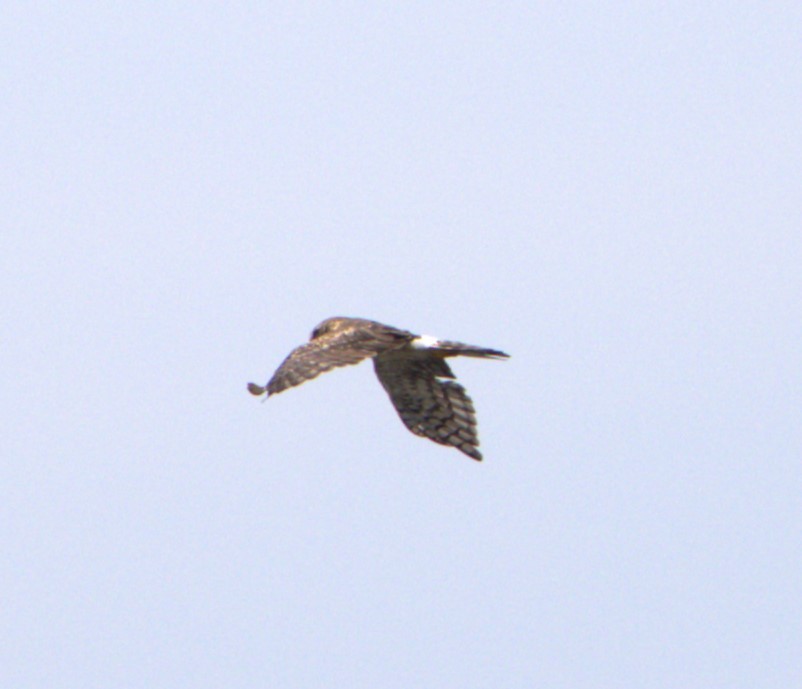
[463,446,483,461]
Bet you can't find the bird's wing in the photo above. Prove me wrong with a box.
[250,324,411,396]
[373,351,483,461]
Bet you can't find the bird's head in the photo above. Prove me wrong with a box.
[310,317,349,340]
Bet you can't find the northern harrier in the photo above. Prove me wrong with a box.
[247,317,509,461]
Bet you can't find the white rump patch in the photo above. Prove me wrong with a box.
[411,335,441,349]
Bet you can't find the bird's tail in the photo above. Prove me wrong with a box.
[437,341,510,359]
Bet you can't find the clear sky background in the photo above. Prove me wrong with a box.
[3,3,801,688]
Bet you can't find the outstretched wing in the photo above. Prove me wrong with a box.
[373,351,483,461]
[249,323,411,397]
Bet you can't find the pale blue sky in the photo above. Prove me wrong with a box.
[3,3,801,687]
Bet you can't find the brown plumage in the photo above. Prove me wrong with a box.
[248,317,509,461]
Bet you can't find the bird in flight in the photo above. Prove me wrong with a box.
[248,317,509,461]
